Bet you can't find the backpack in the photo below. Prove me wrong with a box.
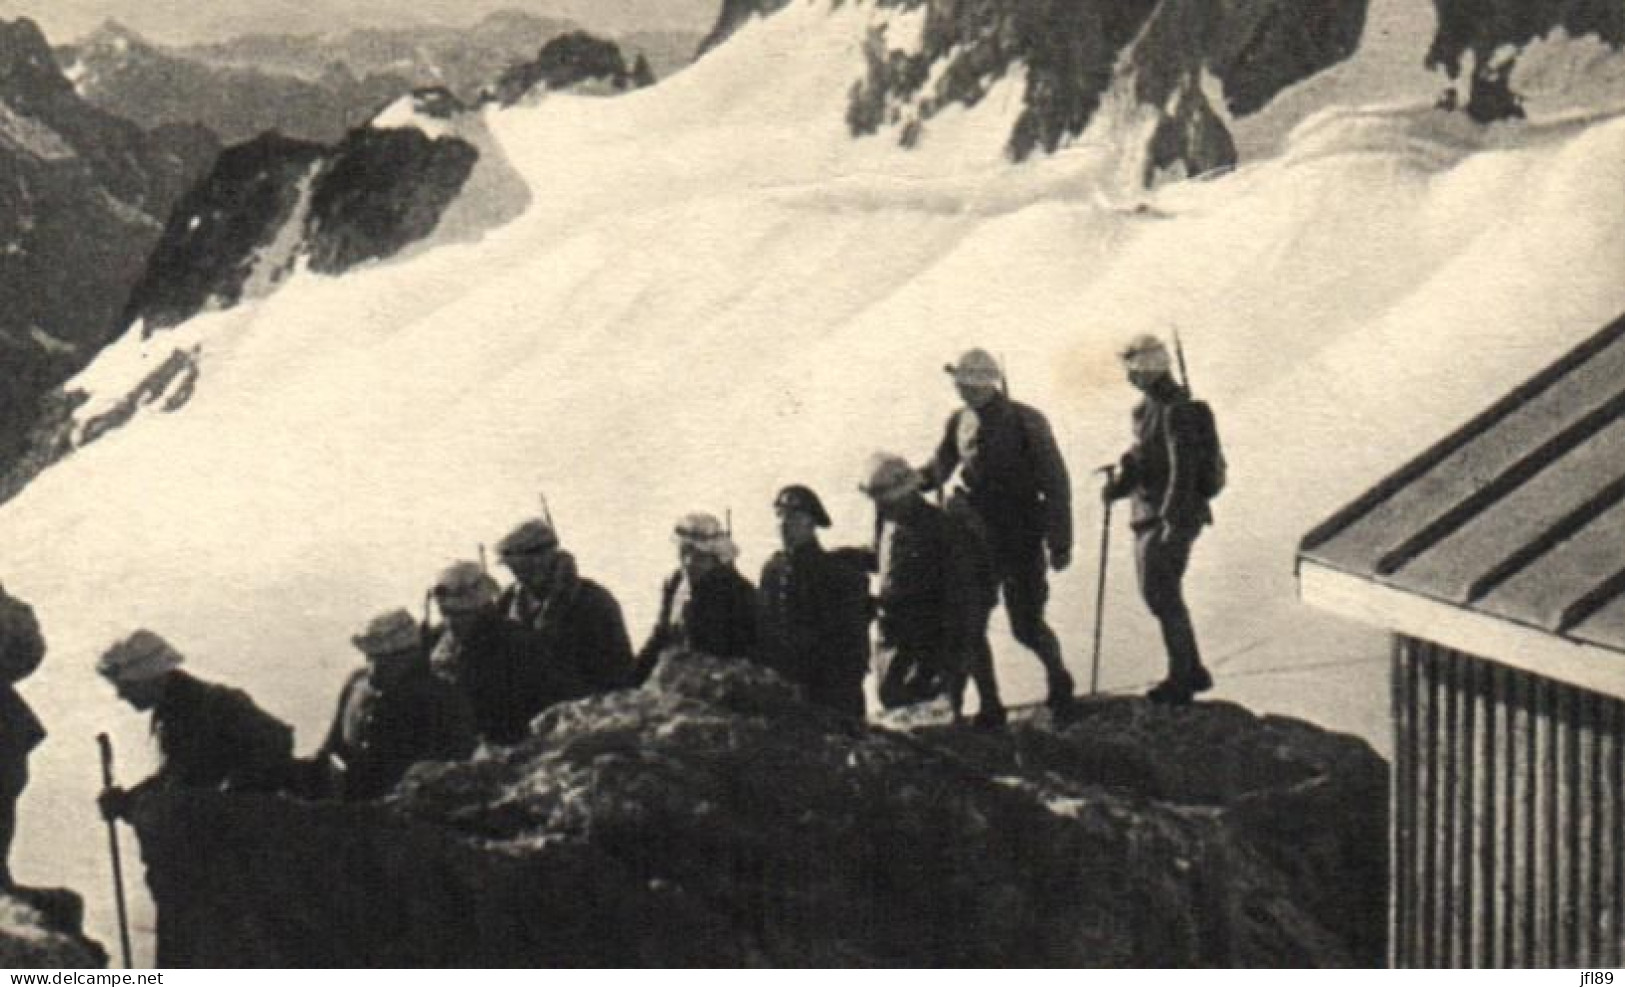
[0,591,44,684]
[1174,398,1226,500]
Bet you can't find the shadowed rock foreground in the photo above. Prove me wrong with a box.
[0,889,106,968]
[126,653,1386,967]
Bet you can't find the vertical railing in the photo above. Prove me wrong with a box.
[1392,636,1625,967]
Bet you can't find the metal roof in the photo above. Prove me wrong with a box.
[1299,312,1625,655]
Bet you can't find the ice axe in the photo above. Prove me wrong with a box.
[95,733,134,970]
[1089,464,1117,696]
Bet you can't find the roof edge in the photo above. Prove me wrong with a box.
[1298,559,1625,701]
[1299,309,1625,556]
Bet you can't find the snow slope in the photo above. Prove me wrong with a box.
[8,0,1625,955]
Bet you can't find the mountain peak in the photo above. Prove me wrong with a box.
[0,18,71,97]
[84,19,153,48]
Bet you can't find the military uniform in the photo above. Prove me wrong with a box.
[1105,373,1212,697]
[871,496,996,713]
[636,565,760,679]
[758,542,871,719]
[315,665,475,801]
[429,612,584,745]
[496,551,635,696]
[147,672,294,793]
[921,388,1074,704]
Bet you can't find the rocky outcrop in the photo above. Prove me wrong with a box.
[121,133,326,333]
[0,18,218,469]
[846,0,1367,175]
[698,0,794,58]
[487,32,656,106]
[122,109,478,335]
[1427,0,1625,121]
[124,654,1386,967]
[0,888,107,968]
[304,126,479,273]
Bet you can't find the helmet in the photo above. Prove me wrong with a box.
[947,348,1002,388]
[673,512,739,564]
[351,609,421,658]
[433,561,500,613]
[773,484,831,527]
[1119,334,1171,375]
[859,453,921,503]
[497,517,559,557]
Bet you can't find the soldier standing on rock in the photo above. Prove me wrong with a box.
[1101,334,1215,706]
[0,585,44,891]
[634,512,759,682]
[918,348,1076,714]
[496,517,635,697]
[310,608,476,801]
[756,485,872,721]
[95,630,294,819]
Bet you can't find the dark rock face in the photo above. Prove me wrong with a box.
[123,114,478,335]
[698,0,794,58]
[305,127,479,274]
[487,31,654,106]
[0,101,481,502]
[846,0,1366,173]
[0,888,107,968]
[126,654,1386,967]
[123,133,326,333]
[0,17,218,468]
[1426,0,1624,121]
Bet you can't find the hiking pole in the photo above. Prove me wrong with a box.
[95,733,134,970]
[1089,465,1116,696]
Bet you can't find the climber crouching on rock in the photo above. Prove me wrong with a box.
[633,512,759,683]
[428,561,585,746]
[95,630,295,821]
[496,517,635,697]
[306,608,476,801]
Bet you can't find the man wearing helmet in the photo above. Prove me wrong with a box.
[495,517,634,696]
[429,561,585,745]
[757,484,872,720]
[634,512,760,681]
[861,453,1003,725]
[919,348,1076,713]
[1102,334,1215,705]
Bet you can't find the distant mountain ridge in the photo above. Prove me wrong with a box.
[0,17,217,470]
[54,11,702,144]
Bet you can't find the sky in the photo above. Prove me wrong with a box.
[0,0,721,45]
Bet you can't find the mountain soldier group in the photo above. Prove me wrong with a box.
[0,335,1224,955]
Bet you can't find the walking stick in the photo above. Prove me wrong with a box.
[95,734,134,970]
[1089,466,1116,695]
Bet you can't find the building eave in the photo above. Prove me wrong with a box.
[1298,559,1625,702]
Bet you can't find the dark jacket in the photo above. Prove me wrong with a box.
[1106,376,1214,531]
[872,496,993,662]
[920,392,1072,557]
[757,541,871,691]
[316,665,476,801]
[0,685,42,775]
[429,610,585,745]
[497,551,635,695]
[147,671,293,793]
[0,588,45,772]
[636,564,759,677]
